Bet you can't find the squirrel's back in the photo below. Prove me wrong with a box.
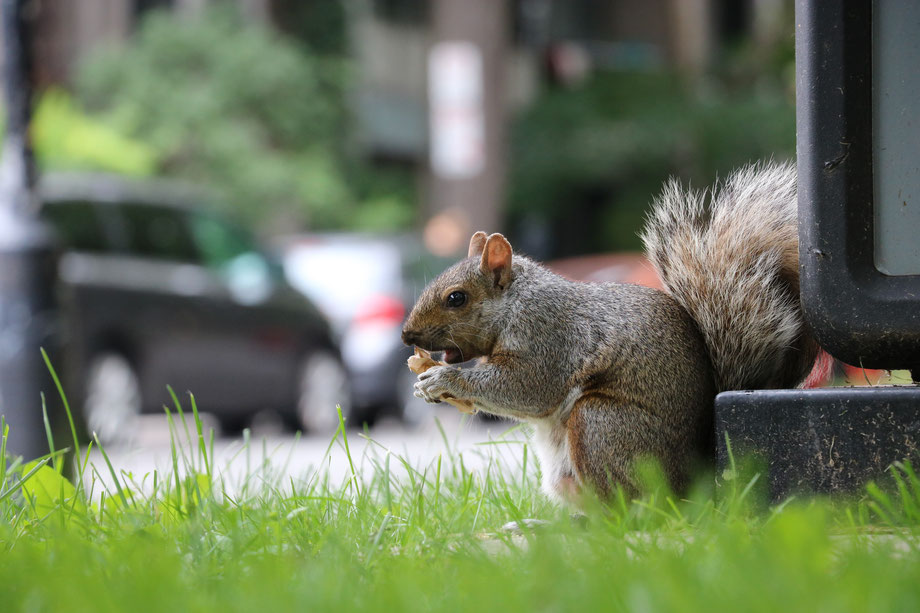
[641,161,818,391]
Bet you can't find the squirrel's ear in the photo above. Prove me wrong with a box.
[479,233,513,289]
[468,231,488,258]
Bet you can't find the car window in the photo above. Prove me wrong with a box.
[41,201,110,253]
[189,213,260,269]
[189,212,279,303]
[119,204,199,263]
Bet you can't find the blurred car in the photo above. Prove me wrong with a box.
[39,173,351,441]
[277,233,453,425]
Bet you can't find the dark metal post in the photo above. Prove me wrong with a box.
[714,0,920,502]
[0,0,59,459]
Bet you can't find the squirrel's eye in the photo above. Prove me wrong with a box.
[446,291,467,308]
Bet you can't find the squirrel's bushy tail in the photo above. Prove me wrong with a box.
[641,161,818,391]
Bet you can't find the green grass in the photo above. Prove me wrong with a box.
[3,385,920,612]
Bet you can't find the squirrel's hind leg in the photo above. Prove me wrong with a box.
[566,396,686,499]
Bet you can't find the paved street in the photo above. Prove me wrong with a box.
[86,406,528,495]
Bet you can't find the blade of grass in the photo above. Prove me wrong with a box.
[188,392,211,480]
[359,433,432,489]
[41,393,58,473]
[520,443,528,493]
[275,429,302,492]
[1,418,8,494]
[163,405,189,500]
[434,454,442,505]
[93,434,133,509]
[434,416,451,456]
[0,457,51,505]
[41,347,82,484]
[78,440,94,491]
[167,385,196,471]
[890,465,918,521]
[337,405,361,498]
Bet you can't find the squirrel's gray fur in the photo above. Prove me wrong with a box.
[402,161,816,501]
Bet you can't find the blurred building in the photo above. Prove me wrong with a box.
[349,0,788,250]
[31,0,276,87]
[24,0,788,242]
[351,0,788,155]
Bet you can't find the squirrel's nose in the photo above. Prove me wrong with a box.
[401,328,421,347]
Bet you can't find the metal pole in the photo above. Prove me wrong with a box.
[0,0,59,459]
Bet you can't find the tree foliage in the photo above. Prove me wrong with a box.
[508,71,796,257]
[75,5,411,232]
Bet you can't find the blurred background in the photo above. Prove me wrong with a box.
[4,0,813,454]
[26,0,796,252]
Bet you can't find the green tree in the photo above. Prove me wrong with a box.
[508,71,796,257]
[75,5,411,232]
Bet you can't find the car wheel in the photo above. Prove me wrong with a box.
[217,413,251,437]
[295,350,352,434]
[84,352,142,446]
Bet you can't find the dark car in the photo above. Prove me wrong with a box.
[278,233,453,425]
[39,173,351,442]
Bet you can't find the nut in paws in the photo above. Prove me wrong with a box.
[414,365,455,403]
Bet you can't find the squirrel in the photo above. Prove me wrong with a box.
[401,162,818,501]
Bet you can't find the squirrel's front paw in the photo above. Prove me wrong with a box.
[414,365,457,404]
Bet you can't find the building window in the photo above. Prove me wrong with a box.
[373,0,428,25]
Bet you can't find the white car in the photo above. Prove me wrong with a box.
[278,233,453,425]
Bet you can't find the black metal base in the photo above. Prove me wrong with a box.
[715,386,920,502]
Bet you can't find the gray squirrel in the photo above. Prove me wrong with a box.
[401,162,818,501]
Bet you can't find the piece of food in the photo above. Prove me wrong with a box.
[407,347,477,414]
[406,347,441,374]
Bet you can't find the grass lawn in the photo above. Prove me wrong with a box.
[3,385,920,612]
